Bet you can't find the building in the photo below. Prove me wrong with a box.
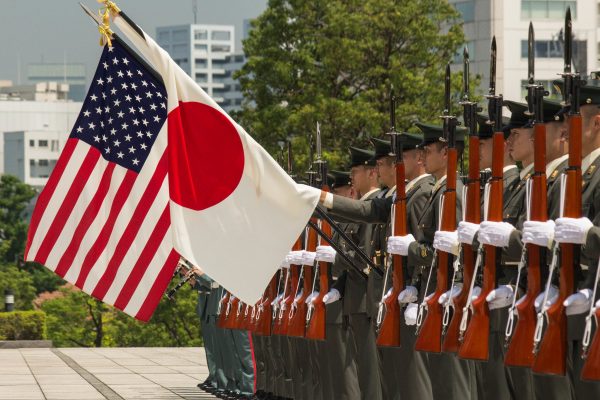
[27,63,87,101]
[0,81,70,102]
[156,24,245,112]
[450,0,597,102]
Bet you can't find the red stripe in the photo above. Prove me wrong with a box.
[34,148,101,265]
[91,153,168,300]
[135,248,180,322]
[25,138,78,259]
[112,204,171,310]
[54,163,116,277]
[74,170,137,288]
[248,331,257,394]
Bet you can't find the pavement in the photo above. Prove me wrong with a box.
[0,347,216,400]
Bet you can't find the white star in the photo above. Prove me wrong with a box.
[141,80,148,87]
[135,95,142,102]
[113,139,121,147]
[107,117,114,124]
[106,76,113,84]
[130,83,138,90]
[124,134,132,141]
[138,107,145,114]
[114,99,121,107]
[160,102,166,109]
[151,82,156,88]
[129,146,136,154]
[110,128,117,135]
[140,143,148,150]
[105,147,111,154]
[96,107,102,114]
[101,92,107,99]
[102,135,108,142]
[122,58,129,65]
[94,135,100,142]
[117,70,124,78]
[137,70,143,76]
[125,95,132,101]
[132,119,140,126]
[153,115,161,123]
[121,83,128,90]
[90,94,98,101]
[110,88,117,95]
[146,91,153,98]
[108,47,114,52]
[132,158,140,166]
[129,107,136,114]
[126,70,133,78]
[156,92,163,98]
[83,110,91,117]
[117,151,124,159]
[150,104,157,111]
[137,131,144,138]
[100,121,105,128]
[112,57,119,65]
[117,111,125,118]
[88,122,96,130]
[121,123,129,130]
[76,126,83,133]
[142,119,149,126]
[104,106,111,113]
[146,131,152,138]
[103,62,109,70]
[96,78,104,85]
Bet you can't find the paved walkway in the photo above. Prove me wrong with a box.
[0,347,216,400]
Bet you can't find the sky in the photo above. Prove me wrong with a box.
[0,0,268,83]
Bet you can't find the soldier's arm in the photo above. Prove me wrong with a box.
[320,191,392,224]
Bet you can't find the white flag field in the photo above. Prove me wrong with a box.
[24,14,320,320]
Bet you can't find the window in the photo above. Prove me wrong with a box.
[51,140,59,151]
[29,159,35,166]
[195,73,208,83]
[38,159,49,167]
[520,79,562,100]
[212,31,231,41]
[195,58,207,68]
[521,39,586,61]
[157,31,170,43]
[195,44,208,52]
[38,140,48,147]
[212,44,231,53]
[29,140,34,147]
[521,1,576,19]
[454,1,475,23]
[194,29,208,40]
[172,30,188,42]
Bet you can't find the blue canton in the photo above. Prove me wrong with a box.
[70,41,167,173]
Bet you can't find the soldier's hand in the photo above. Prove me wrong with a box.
[554,217,593,244]
[458,221,479,245]
[387,234,416,256]
[323,289,341,304]
[433,230,460,256]
[301,250,316,266]
[315,245,336,263]
[486,285,514,310]
[522,220,555,248]
[404,303,418,326]
[438,284,463,305]
[286,250,304,266]
[564,289,593,316]
[397,286,418,304]
[534,285,559,313]
[471,286,482,301]
[478,221,515,247]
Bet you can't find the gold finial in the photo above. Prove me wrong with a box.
[95,0,121,47]
[99,0,121,17]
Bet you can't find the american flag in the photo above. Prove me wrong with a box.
[25,39,180,321]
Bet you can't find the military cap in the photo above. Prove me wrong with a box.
[553,79,600,107]
[349,146,376,167]
[414,122,466,147]
[542,99,567,123]
[399,132,423,151]
[477,113,512,139]
[328,170,351,189]
[370,137,392,159]
[503,100,530,133]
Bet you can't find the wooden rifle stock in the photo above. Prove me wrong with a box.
[459,132,504,360]
[254,273,279,336]
[533,114,582,375]
[582,307,600,380]
[217,291,231,329]
[288,223,318,337]
[376,158,407,347]
[273,238,303,335]
[415,148,457,353]
[443,134,480,352]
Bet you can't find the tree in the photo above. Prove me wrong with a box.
[0,175,36,264]
[0,263,37,310]
[236,0,469,169]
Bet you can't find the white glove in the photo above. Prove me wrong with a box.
[458,221,480,245]
[554,217,594,244]
[438,284,463,305]
[287,250,304,265]
[301,251,316,266]
[534,285,559,312]
[486,285,514,310]
[404,302,418,326]
[397,286,418,304]
[315,245,336,263]
[596,298,600,309]
[382,287,393,301]
[478,221,516,247]
[387,234,416,256]
[514,294,528,315]
[280,258,291,268]
[306,291,318,304]
[271,293,283,307]
[564,289,593,316]
[293,289,303,303]
[522,220,555,248]
[323,288,341,304]
[471,286,482,301]
[433,230,460,256]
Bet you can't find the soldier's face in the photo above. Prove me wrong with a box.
[479,138,493,169]
[507,128,534,163]
[545,120,568,161]
[350,165,376,194]
[375,156,395,188]
[402,149,421,179]
[422,143,446,175]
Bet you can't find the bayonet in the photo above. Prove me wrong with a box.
[315,122,322,161]
[527,22,547,124]
[489,37,497,97]
[386,85,401,160]
[313,122,327,186]
[440,63,457,147]
[486,37,503,132]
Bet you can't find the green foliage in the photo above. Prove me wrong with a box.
[28,263,65,295]
[0,311,47,340]
[0,175,36,264]
[237,0,473,171]
[40,284,202,348]
[0,263,37,310]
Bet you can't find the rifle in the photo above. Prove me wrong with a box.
[274,238,303,335]
[533,7,584,375]
[581,259,600,380]
[376,87,406,348]
[442,47,480,353]
[414,63,459,353]
[217,290,231,329]
[306,122,332,341]
[272,267,289,335]
[504,22,548,367]
[458,37,504,360]
[253,271,279,336]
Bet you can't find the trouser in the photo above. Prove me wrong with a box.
[231,330,256,396]
[426,352,478,400]
[325,318,361,400]
[200,313,217,384]
[252,334,267,393]
[289,337,309,400]
[349,313,383,400]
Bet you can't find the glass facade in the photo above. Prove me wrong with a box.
[521,0,577,19]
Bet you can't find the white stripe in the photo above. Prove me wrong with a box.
[102,176,169,305]
[62,167,127,282]
[44,158,112,271]
[81,130,168,293]
[26,141,91,261]
[123,228,173,316]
